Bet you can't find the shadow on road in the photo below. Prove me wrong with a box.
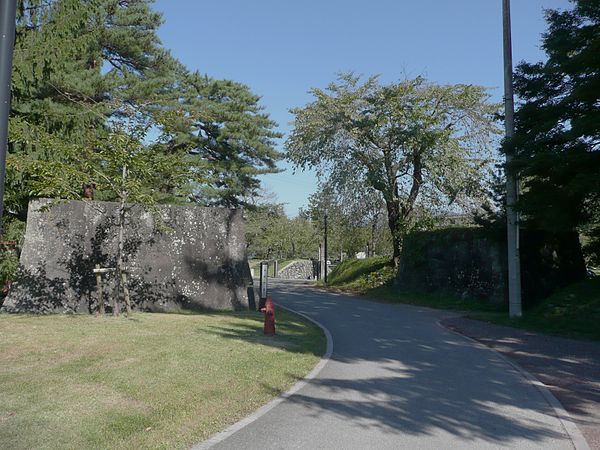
[221,279,575,446]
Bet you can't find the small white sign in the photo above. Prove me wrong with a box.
[260,263,268,298]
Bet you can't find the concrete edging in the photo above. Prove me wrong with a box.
[191,304,334,450]
[438,320,591,450]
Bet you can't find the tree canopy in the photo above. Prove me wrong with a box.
[509,0,600,264]
[286,74,499,268]
[4,0,281,223]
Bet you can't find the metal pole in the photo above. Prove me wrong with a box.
[502,0,522,318]
[324,212,328,285]
[317,243,322,280]
[0,0,16,236]
[259,261,268,310]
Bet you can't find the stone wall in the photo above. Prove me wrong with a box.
[397,228,506,303]
[396,227,587,305]
[278,260,314,280]
[2,199,253,313]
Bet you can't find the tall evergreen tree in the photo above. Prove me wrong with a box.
[509,0,600,263]
[5,0,281,218]
[158,72,282,208]
[7,0,178,217]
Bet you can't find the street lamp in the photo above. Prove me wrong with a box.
[323,211,328,285]
[502,0,523,318]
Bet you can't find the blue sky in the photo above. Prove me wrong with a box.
[153,0,571,216]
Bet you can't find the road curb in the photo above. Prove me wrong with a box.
[191,304,334,450]
[438,320,590,450]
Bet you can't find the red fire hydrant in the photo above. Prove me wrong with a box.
[261,296,276,335]
[1,281,11,298]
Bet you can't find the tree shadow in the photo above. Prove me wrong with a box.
[442,316,600,421]
[202,310,324,357]
[215,279,589,446]
[2,201,252,314]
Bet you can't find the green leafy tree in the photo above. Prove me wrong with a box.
[8,0,179,217]
[12,0,175,134]
[0,219,26,292]
[159,72,283,207]
[245,202,287,259]
[7,0,282,217]
[245,201,320,260]
[287,74,499,269]
[315,179,389,257]
[306,186,377,259]
[509,0,600,264]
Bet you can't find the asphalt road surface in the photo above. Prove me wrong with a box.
[202,279,578,449]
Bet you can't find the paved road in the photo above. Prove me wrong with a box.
[205,280,576,449]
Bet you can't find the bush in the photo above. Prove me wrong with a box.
[0,219,25,294]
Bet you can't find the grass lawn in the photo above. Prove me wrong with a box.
[326,257,394,292]
[0,310,325,449]
[467,277,600,341]
[249,259,297,277]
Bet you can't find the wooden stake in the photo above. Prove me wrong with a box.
[112,273,120,317]
[95,264,104,316]
[122,271,131,316]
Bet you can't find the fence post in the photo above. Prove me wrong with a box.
[95,264,104,316]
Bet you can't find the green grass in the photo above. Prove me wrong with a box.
[327,257,395,291]
[366,285,504,313]
[249,259,297,277]
[327,256,600,340]
[467,277,600,341]
[0,310,325,449]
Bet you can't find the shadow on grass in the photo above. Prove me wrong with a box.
[198,309,325,358]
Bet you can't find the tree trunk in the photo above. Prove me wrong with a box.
[116,196,125,317]
[116,164,130,316]
[371,216,378,257]
[385,199,403,271]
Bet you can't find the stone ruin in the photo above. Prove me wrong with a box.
[1,199,255,314]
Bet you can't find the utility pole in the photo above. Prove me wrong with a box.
[0,0,17,236]
[323,212,328,285]
[502,0,522,318]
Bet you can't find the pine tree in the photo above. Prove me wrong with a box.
[6,0,282,217]
[158,72,283,208]
[509,0,600,263]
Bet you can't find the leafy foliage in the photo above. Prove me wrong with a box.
[158,73,283,207]
[305,182,391,258]
[245,201,320,260]
[287,74,499,268]
[0,219,25,287]
[509,0,600,263]
[5,0,281,221]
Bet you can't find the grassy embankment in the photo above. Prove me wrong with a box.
[0,310,325,449]
[249,259,297,277]
[327,256,600,341]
